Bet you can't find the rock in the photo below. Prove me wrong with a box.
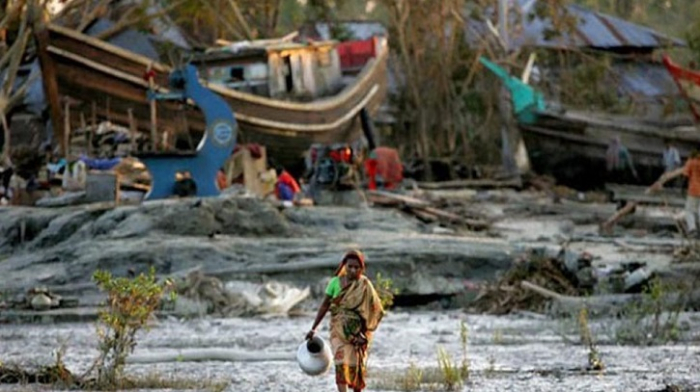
[172,297,208,318]
[30,293,53,310]
[0,195,517,301]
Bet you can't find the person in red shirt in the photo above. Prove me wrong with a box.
[364,147,403,191]
[653,150,700,234]
[275,167,301,202]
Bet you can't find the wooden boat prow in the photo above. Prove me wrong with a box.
[41,23,389,165]
[662,55,700,123]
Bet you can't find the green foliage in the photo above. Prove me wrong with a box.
[687,17,700,66]
[400,362,424,391]
[329,23,355,42]
[436,321,469,391]
[436,347,462,391]
[578,308,604,371]
[613,278,687,345]
[458,321,470,379]
[92,267,174,388]
[375,272,399,309]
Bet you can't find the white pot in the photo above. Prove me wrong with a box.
[296,336,333,376]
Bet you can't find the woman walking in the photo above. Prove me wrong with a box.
[306,250,385,392]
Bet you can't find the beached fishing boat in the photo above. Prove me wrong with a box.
[480,57,700,188]
[662,55,700,123]
[37,23,388,167]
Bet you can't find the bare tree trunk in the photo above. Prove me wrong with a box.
[1,113,9,162]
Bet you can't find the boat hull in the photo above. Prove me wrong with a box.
[521,110,700,189]
[43,24,388,167]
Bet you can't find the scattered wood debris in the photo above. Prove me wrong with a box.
[0,362,76,385]
[417,177,522,190]
[366,189,490,230]
[470,251,583,315]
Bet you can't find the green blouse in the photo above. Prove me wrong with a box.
[325,276,342,299]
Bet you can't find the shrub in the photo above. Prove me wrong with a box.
[92,267,174,388]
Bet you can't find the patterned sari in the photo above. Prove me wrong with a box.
[330,275,385,390]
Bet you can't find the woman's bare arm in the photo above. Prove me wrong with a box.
[654,167,686,189]
[307,296,331,339]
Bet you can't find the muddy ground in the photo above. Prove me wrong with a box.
[1,188,699,391]
[1,311,700,392]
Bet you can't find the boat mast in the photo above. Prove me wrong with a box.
[497,0,531,177]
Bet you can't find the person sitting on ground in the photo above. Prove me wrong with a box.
[216,168,228,191]
[274,166,301,202]
[305,250,385,392]
[62,154,87,192]
[606,136,638,184]
[653,149,700,236]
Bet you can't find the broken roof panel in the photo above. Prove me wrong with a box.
[613,62,680,99]
[481,0,685,50]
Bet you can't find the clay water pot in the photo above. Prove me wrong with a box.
[296,336,333,376]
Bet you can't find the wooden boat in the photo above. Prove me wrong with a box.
[479,57,700,189]
[662,55,700,123]
[37,24,388,167]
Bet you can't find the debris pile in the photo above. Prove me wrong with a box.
[471,251,584,314]
[366,189,490,230]
[0,362,76,385]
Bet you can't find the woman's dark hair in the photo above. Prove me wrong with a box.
[692,150,700,159]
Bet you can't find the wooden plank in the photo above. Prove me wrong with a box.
[418,178,522,190]
[366,190,431,207]
[605,183,685,207]
[34,27,64,156]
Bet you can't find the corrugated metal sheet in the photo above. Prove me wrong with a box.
[509,0,685,49]
[613,62,680,99]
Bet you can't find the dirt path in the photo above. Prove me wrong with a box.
[2,311,699,391]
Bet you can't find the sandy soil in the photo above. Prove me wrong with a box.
[2,311,699,392]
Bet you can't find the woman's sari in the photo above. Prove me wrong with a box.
[330,275,385,390]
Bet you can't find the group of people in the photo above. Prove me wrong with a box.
[653,146,700,236]
[606,135,700,236]
[604,137,684,186]
[606,136,700,235]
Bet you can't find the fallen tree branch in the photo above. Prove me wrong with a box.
[417,177,523,190]
[521,280,700,316]
[126,349,294,364]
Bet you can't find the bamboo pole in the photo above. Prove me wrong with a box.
[63,100,71,156]
[147,63,157,151]
[34,13,65,157]
[91,101,97,127]
[127,108,136,154]
[1,112,9,162]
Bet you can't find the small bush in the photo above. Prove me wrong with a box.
[375,272,399,309]
[401,362,424,391]
[371,321,470,391]
[436,321,470,391]
[91,267,174,388]
[613,278,688,345]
